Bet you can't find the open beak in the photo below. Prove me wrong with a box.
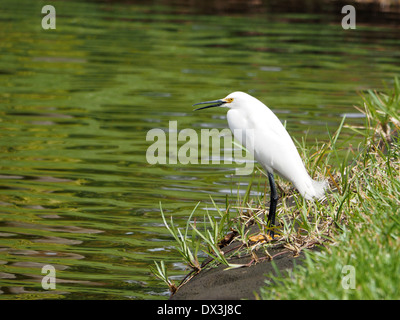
[193,99,226,111]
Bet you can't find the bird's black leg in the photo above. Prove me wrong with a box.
[267,172,278,238]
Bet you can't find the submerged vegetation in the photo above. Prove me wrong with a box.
[151,78,400,299]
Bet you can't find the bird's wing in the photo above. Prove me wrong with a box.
[248,107,307,178]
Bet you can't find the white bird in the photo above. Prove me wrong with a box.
[194,91,327,237]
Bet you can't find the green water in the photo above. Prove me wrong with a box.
[0,0,399,299]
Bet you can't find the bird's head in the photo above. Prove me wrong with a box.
[193,91,252,111]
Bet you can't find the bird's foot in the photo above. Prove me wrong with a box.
[248,232,278,244]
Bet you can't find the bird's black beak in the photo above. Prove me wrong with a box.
[193,99,226,111]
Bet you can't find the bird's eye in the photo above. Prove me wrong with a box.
[226,98,234,103]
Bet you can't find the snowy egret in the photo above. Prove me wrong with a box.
[194,92,327,237]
